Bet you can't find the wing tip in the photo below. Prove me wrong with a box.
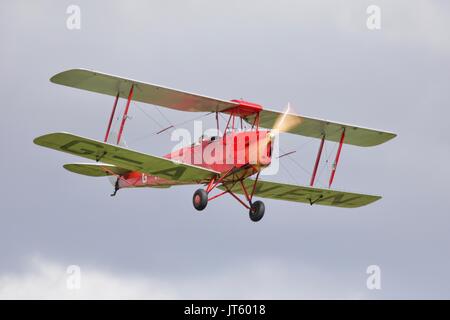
[362,131,397,147]
[33,132,72,146]
[33,134,49,146]
[348,195,382,208]
[50,68,92,84]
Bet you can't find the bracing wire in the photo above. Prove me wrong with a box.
[279,161,301,185]
[128,110,213,144]
[315,140,337,188]
[134,102,164,129]
[154,105,173,127]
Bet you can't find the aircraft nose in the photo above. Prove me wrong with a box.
[258,131,273,165]
[268,134,274,158]
[268,130,276,148]
[269,130,276,140]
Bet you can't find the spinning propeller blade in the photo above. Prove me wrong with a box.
[271,103,301,135]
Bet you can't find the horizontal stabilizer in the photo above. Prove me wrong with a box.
[220,179,381,208]
[63,163,130,177]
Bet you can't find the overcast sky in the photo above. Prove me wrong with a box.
[1,0,449,299]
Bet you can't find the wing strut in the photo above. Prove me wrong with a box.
[310,134,325,187]
[104,92,119,142]
[117,85,134,145]
[215,111,219,132]
[205,168,262,210]
[328,128,345,188]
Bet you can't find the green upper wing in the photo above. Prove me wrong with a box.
[50,69,237,113]
[244,109,396,147]
[34,132,219,183]
[220,179,381,208]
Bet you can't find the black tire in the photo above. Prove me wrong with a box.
[249,200,265,222]
[193,189,208,211]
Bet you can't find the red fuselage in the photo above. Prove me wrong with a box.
[118,130,273,188]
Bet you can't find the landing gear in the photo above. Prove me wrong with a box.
[193,189,208,211]
[249,200,265,222]
[194,169,266,221]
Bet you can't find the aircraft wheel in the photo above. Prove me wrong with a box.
[193,189,208,211]
[249,200,265,222]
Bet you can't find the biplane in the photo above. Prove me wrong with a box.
[34,69,396,222]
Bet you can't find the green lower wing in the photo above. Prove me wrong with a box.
[34,132,219,183]
[220,179,381,208]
